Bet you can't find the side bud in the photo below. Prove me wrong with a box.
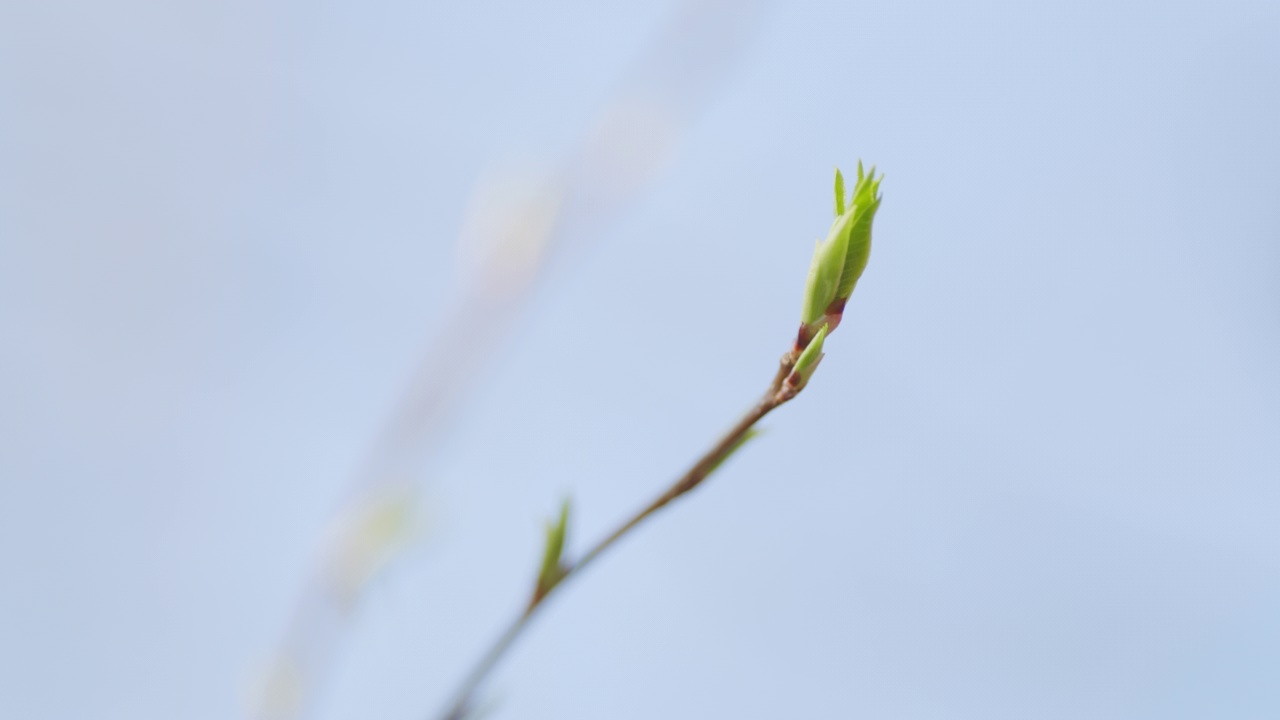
[534,499,571,603]
[784,323,828,396]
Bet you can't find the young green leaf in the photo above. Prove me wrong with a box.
[800,212,853,326]
[535,499,570,599]
[833,167,846,217]
[834,169,882,303]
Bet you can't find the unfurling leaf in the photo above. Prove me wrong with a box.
[798,163,883,345]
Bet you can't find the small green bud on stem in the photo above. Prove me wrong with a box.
[783,323,827,397]
[533,499,571,604]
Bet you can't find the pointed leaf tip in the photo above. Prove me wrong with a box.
[833,167,846,217]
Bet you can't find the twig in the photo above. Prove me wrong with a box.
[436,351,799,720]
[436,158,883,719]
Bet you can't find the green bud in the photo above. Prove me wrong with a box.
[799,164,883,344]
[786,323,827,392]
[836,163,882,302]
[535,499,570,600]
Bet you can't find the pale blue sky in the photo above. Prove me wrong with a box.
[1,1,1278,719]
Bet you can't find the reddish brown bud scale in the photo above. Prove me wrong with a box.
[794,323,817,353]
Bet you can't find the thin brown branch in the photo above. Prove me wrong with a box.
[435,350,799,720]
